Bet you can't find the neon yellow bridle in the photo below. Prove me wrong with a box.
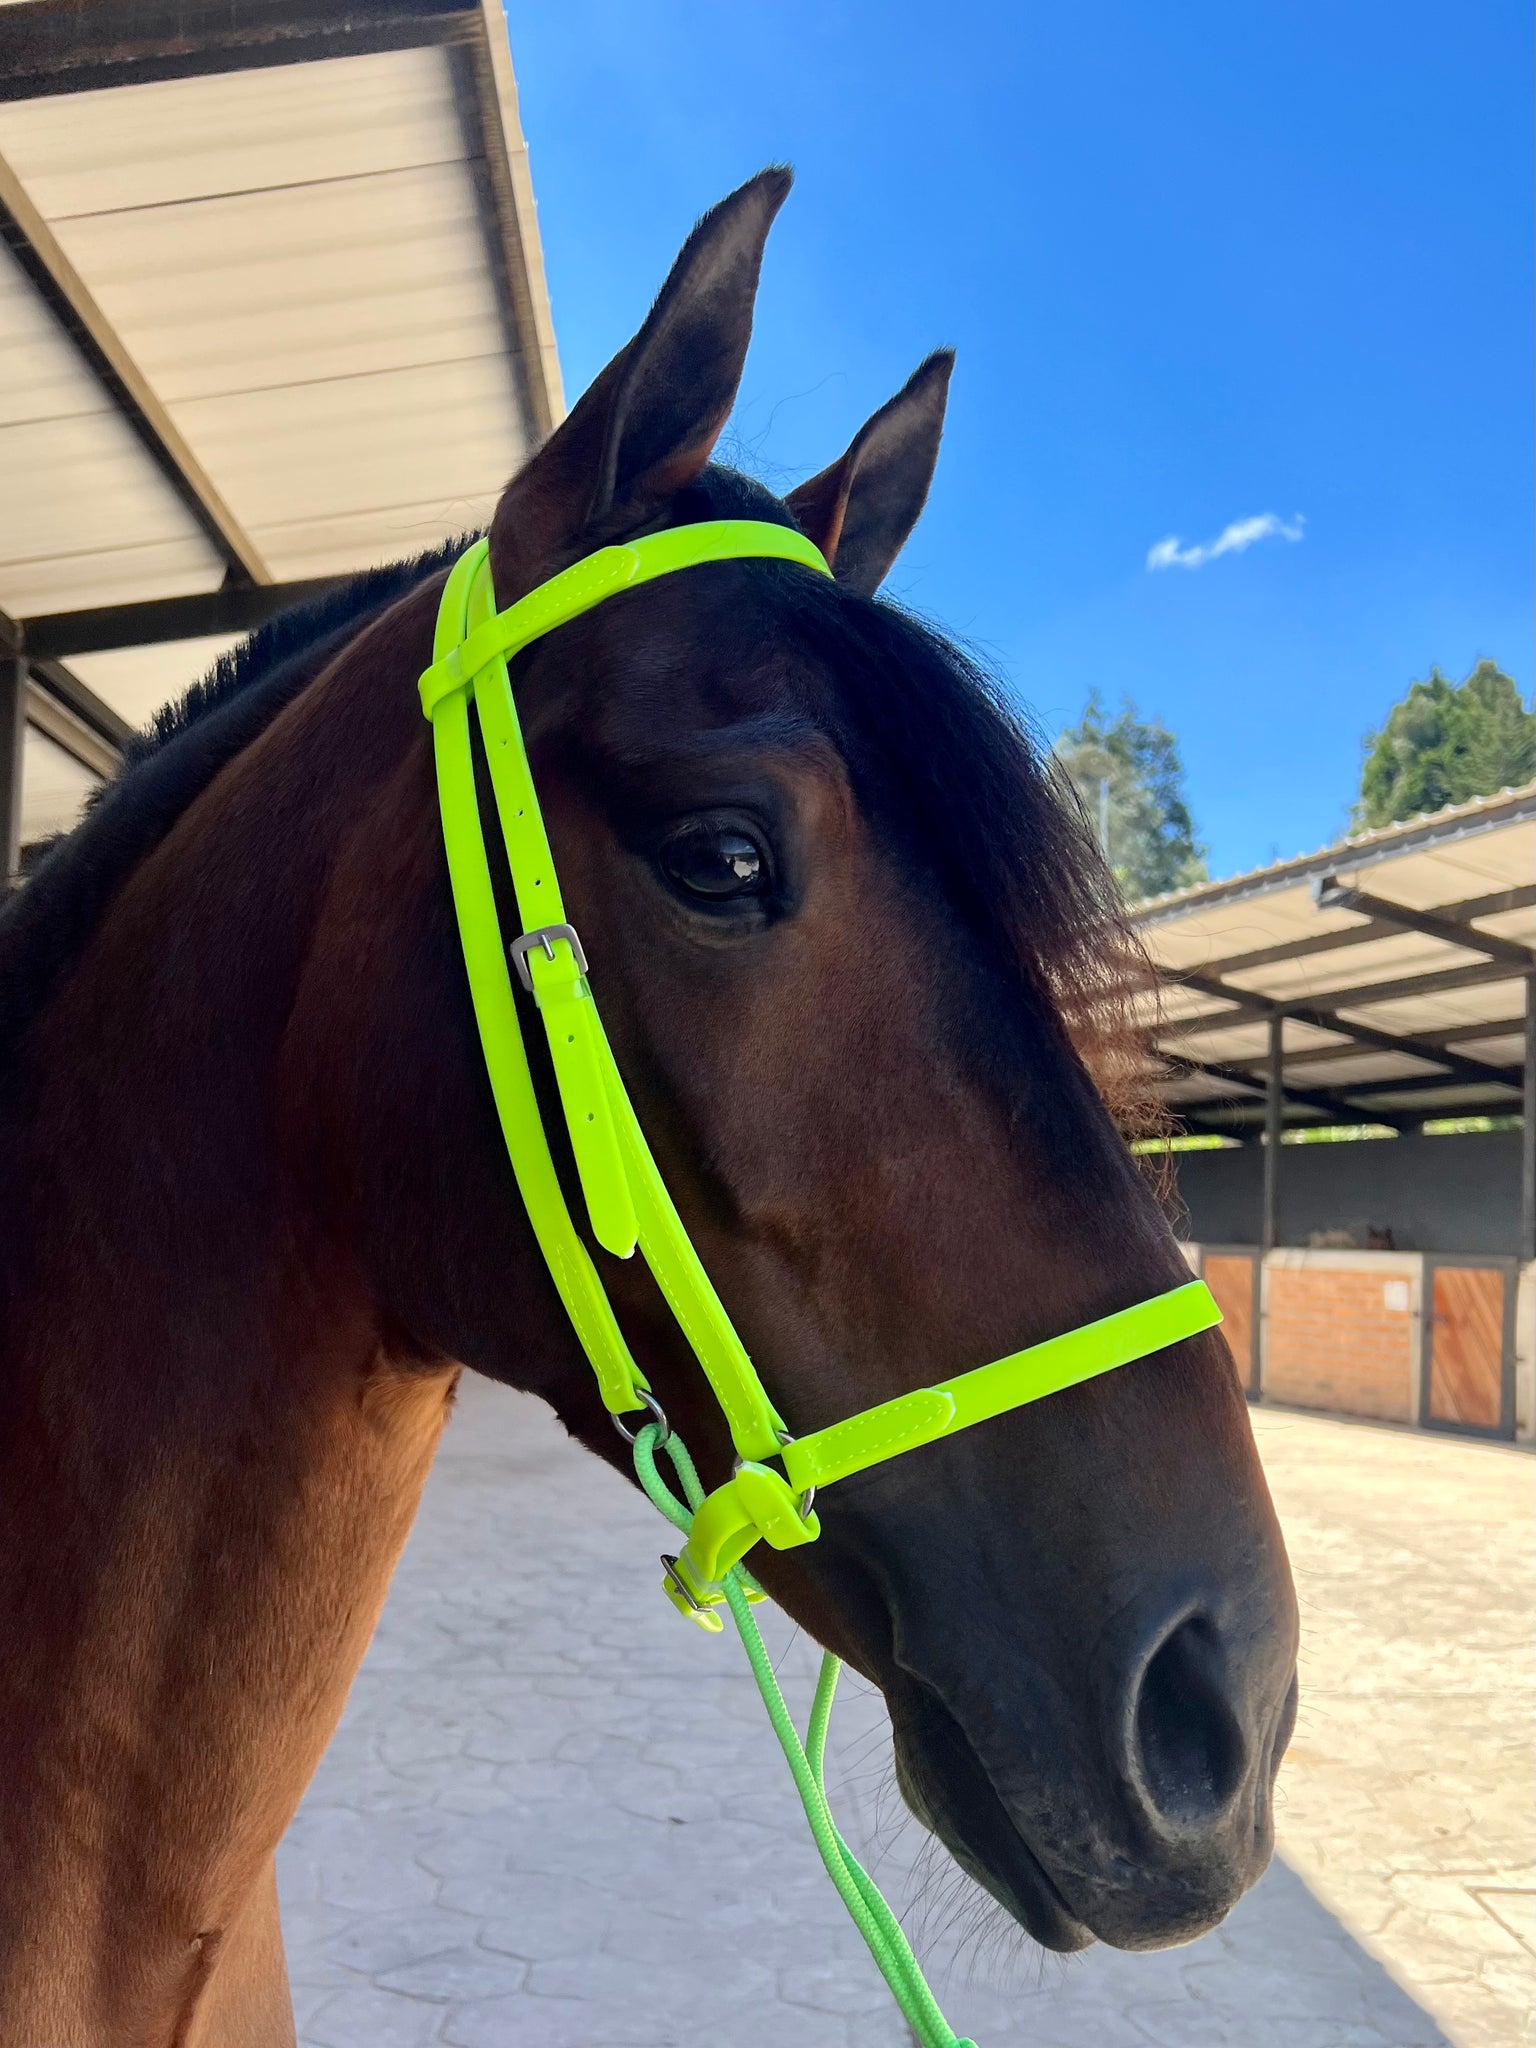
[419,517,1218,1607]
[417,519,1220,2044]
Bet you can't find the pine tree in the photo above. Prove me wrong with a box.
[1054,691,1208,902]
[1354,660,1535,830]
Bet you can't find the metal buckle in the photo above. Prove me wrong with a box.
[660,1554,704,1610]
[509,921,588,993]
[659,1552,726,1632]
[612,1388,670,1446]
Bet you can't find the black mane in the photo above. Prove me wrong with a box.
[0,467,1136,1110]
[128,540,471,770]
[675,474,1139,1105]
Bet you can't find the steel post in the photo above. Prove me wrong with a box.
[0,654,26,883]
[1261,1011,1284,1254]
[1522,972,1535,1264]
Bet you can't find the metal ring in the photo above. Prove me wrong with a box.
[612,1389,670,1446]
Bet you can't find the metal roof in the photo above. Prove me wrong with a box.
[1133,783,1535,1133]
[0,0,562,864]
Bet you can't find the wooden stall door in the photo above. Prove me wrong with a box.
[1427,1267,1506,1431]
[1203,1253,1257,1391]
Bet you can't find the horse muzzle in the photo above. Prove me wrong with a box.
[886,1582,1300,1954]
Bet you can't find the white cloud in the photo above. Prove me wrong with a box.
[1146,512,1305,571]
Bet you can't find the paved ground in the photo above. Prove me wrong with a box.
[278,1382,1534,2048]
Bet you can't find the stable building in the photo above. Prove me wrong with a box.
[1136,783,1535,1442]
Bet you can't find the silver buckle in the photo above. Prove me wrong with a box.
[509,921,588,993]
[659,1555,706,1612]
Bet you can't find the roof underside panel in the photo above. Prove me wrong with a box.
[1348,822,1536,904]
[1224,927,1482,1004]
[0,239,224,611]
[1135,791,1535,1126]
[0,47,528,609]
[0,44,468,215]
[21,722,101,844]
[1334,978,1526,1039]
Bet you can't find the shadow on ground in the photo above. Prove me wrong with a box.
[276,1380,1474,2048]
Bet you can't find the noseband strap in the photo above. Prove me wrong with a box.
[420,521,1221,2047]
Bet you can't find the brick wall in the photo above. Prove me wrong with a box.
[1263,1254,1417,1421]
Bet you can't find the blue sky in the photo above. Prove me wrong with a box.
[507,2,1533,879]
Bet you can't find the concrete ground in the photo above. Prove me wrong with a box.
[278,1381,1534,2048]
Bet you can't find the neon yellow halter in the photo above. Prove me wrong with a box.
[419,519,1220,2044]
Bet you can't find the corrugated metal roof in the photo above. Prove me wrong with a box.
[1132,783,1535,1132]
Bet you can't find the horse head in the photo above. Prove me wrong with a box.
[314,168,1298,1955]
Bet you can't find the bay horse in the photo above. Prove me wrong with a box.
[0,169,1297,2045]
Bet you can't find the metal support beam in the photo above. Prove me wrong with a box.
[0,652,25,884]
[0,150,269,585]
[1315,875,1535,970]
[23,678,122,781]
[22,579,348,661]
[0,606,132,757]
[1194,1028,1522,1081]
[1262,1013,1284,1254]
[1174,967,1525,1079]
[1173,1115,1261,1144]
[1167,1039,1519,1101]
[1522,974,1535,1265]
[0,602,126,872]
[0,0,477,99]
[1189,882,1536,985]
[447,1,564,439]
[1418,1013,1529,1049]
[1306,1068,1518,1105]
[1292,1000,1516,1085]
[1163,1052,1407,1131]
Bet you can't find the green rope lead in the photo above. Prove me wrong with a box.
[632,1425,977,2048]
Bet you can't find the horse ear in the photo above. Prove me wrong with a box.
[489,168,791,596]
[786,351,953,596]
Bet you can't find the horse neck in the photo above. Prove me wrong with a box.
[0,599,459,2041]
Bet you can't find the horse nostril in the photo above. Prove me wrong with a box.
[1130,1613,1246,1832]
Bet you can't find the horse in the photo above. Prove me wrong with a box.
[0,168,1297,2045]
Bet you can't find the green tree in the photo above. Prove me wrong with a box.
[1054,690,1208,902]
[1354,660,1535,830]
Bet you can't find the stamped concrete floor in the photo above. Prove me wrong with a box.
[278,1380,1534,2048]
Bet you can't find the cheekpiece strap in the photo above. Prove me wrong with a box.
[421,522,834,1459]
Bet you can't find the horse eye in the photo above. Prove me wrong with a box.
[659,824,767,900]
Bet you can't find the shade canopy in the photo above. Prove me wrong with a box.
[1133,783,1535,1133]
